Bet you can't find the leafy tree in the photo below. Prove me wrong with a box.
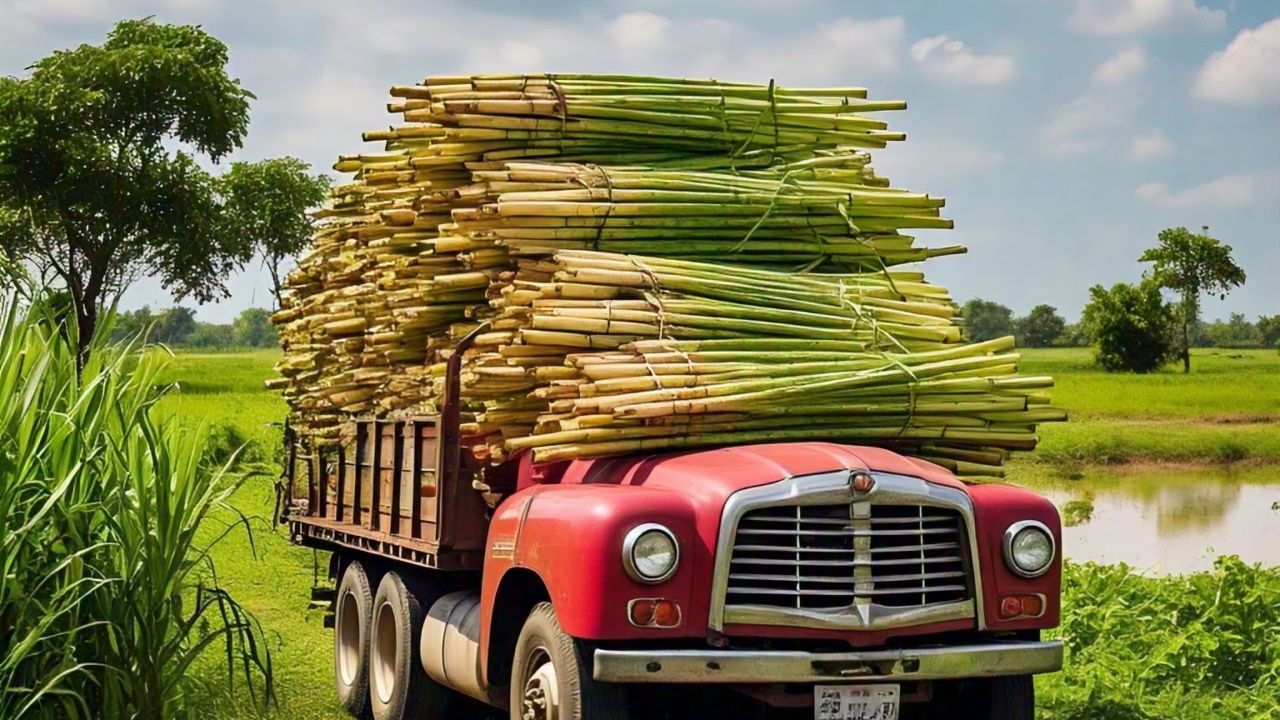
[1256,315,1280,349]
[1205,313,1263,348]
[961,298,1016,341]
[1056,322,1090,347]
[1081,280,1177,373]
[1140,227,1246,373]
[187,323,235,348]
[0,19,254,362]
[151,307,198,345]
[231,308,277,347]
[220,158,330,308]
[1016,304,1067,348]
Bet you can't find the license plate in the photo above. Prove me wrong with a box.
[814,684,900,720]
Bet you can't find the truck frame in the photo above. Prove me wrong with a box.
[281,326,1064,720]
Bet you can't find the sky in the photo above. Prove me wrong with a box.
[2,0,1278,323]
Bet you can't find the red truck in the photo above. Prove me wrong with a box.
[281,330,1063,720]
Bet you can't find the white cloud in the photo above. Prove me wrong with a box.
[1193,18,1280,106]
[1070,0,1226,35]
[1128,129,1174,160]
[1135,170,1280,207]
[1093,46,1148,84]
[607,12,671,50]
[910,35,1017,85]
[1039,94,1135,156]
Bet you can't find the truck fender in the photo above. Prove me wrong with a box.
[478,484,701,684]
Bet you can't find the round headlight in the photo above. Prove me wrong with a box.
[1003,521,1055,578]
[623,524,679,584]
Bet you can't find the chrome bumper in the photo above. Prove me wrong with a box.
[593,640,1063,684]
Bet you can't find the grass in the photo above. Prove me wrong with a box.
[1016,347,1280,470]
[148,347,1278,719]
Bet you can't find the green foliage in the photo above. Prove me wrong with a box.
[1041,558,1280,719]
[961,298,1016,341]
[1017,304,1067,348]
[1061,498,1094,527]
[1257,315,1280,348]
[1140,227,1247,372]
[1055,322,1090,347]
[219,159,330,308]
[112,307,277,349]
[1082,280,1177,373]
[0,293,272,719]
[1203,313,1265,348]
[231,308,279,348]
[0,19,255,358]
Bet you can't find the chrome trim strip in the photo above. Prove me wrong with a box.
[593,640,1064,684]
[708,470,986,632]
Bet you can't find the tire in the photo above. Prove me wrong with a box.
[958,675,1035,720]
[335,560,374,718]
[369,571,453,720]
[509,602,628,720]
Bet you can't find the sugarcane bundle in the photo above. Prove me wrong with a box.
[448,251,1064,477]
[272,74,951,440]
[449,157,961,269]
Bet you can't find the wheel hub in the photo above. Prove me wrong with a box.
[522,651,559,720]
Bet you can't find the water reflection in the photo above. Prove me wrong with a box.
[1017,466,1280,574]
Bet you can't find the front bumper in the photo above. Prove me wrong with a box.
[593,639,1063,684]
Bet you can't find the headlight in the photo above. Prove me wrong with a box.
[623,524,679,584]
[1003,520,1055,578]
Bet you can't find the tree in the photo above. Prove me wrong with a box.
[1081,280,1177,373]
[1140,226,1246,373]
[961,299,1016,341]
[1056,322,1090,347]
[220,158,330,308]
[1016,304,1066,348]
[0,20,254,362]
[187,323,234,348]
[1256,315,1280,349]
[231,308,277,347]
[151,307,198,345]
[1205,313,1263,348]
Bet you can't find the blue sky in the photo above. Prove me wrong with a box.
[3,0,1277,322]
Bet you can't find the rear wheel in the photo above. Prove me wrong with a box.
[954,675,1034,719]
[335,561,373,717]
[369,571,453,720]
[509,602,628,720]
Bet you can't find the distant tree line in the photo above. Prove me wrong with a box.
[111,306,278,349]
[962,226,1270,374]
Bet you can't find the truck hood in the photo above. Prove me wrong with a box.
[555,441,967,506]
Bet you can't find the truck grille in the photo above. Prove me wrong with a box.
[726,503,971,610]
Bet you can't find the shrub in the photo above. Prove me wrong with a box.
[1041,558,1280,719]
[0,295,272,719]
[1081,280,1177,372]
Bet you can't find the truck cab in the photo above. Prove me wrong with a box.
[282,338,1063,720]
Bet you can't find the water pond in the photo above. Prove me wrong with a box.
[1016,465,1280,574]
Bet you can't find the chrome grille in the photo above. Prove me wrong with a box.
[726,502,971,610]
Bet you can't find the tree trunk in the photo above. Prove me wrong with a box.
[75,300,98,371]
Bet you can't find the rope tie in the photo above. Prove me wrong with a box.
[730,166,802,253]
[547,74,568,154]
[582,164,615,251]
[732,78,779,159]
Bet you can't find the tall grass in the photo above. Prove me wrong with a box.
[0,296,272,719]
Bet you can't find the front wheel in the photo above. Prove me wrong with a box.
[509,602,628,720]
[954,675,1034,720]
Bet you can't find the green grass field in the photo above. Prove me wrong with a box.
[151,347,1278,719]
[1015,347,1280,472]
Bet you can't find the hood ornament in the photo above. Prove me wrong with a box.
[850,471,876,494]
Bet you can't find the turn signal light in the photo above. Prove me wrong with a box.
[999,594,1046,620]
[628,598,682,628]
